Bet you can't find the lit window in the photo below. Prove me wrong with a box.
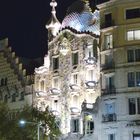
[72,52,78,66]
[53,57,59,71]
[129,98,140,115]
[105,102,115,114]
[104,34,113,49]
[85,45,93,58]
[127,30,140,41]
[126,8,140,19]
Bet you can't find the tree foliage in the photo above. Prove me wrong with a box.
[0,102,61,140]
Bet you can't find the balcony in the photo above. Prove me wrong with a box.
[82,102,94,113]
[85,81,98,89]
[101,20,115,29]
[84,57,97,66]
[102,113,117,122]
[101,87,116,96]
[69,84,80,93]
[101,61,115,71]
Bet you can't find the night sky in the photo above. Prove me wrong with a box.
[0,0,104,59]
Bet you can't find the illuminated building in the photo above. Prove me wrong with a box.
[97,0,140,140]
[34,0,100,139]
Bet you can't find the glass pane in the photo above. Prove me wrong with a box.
[128,72,135,87]
[127,50,134,62]
[137,98,140,114]
[135,30,140,40]
[127,31,134,41]
[135,49,140,61]
[72,52,78,65]
[136,72,140,86]
[129,98,136,115]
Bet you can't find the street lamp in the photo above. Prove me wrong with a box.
[19,120,41,140]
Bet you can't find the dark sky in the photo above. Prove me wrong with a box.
[0,0,103,58]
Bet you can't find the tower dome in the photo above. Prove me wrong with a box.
[61,0,100,35]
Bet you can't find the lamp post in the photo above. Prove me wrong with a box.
[19,120,41,140]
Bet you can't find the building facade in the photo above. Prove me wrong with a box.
[97,0,140,140]
[0,38,33,113]
[34,0,140,140]
[34,0,100,139]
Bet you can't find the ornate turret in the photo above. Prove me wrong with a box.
[46,0,61,41]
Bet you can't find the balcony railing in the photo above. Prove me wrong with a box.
[84,57,97,66]
[101,20,115,29]
[102,113,117,122]
[101,87,116,96]
[101,61,115,71]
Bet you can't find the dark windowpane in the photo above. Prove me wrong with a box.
[137,98,140,114]
[129,98,136,115]
[12,93,16,102]
[135,49,140,61]
[126,8,140,19]
[53,57,59,70]
[72,119,79,132]
[72,52,78,66]
[105,13,112,27]
[127,50,134,62]
[128,72,135,87]
[136,72,140,86]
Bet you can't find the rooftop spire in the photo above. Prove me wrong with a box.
[46,0,61,40]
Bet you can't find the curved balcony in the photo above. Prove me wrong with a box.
[51,110,60,116]
[50,88,61,96]
[69,84,80,93]
[70,107,80,115]
[36,91,47,97]
[84,57,97,66]
[85,81,98,89]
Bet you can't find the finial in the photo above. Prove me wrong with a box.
[50,0,57,14]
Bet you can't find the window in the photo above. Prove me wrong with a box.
[128,72,140,87]
[108,134,115,140]
[53,77,59,89]
[126,8,140,19]
[127,30,140,41]
[134,134,140,140]
[129,98,140,115]
[71,119,79,133]
[105,76,114,89]
[128,72,135,87]
[72,74,78,85]
[105,13,112,27]
[104,34,113,49]
[87,70,96,81]
[11,93,16,102]
[127,49,140,62]
[53,57,59,71]
[87,121,94,134]
[85,45,93,58]
[105,102,115,114]
[72,52,78,66]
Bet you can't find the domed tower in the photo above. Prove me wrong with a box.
[46,0,61,41]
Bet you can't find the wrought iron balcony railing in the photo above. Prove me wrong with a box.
[101,87,116,96]
[102,113,117,122]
